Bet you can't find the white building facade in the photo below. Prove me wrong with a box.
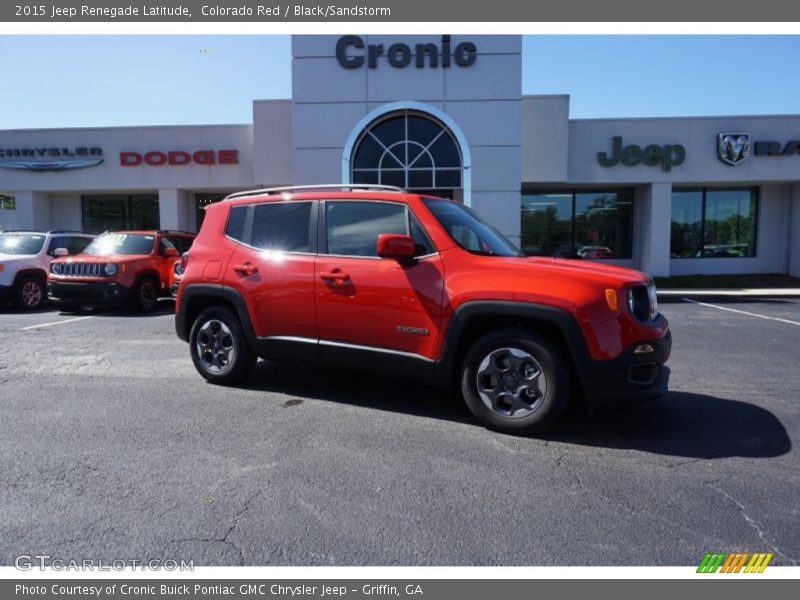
[1,34,799,278]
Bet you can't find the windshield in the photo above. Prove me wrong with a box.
[423,199,522,257]
[0,233,46,255]
[84,233,155,256]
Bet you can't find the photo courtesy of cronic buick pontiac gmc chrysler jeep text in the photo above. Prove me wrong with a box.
[174,185,671,434]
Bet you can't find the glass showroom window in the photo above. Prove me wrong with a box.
[82,194,159,234]
[521,190,633,259]
[0,194,16,230]
[351,110,462,191]
[670,188,757,258]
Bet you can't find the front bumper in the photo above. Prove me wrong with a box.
[0,284,11,302]
[169,282,179,299]
[48,280,133,304]
[579,329,672,407]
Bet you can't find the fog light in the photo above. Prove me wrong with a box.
[634,343,654,354]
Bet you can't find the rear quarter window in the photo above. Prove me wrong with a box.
[225,206,248,242]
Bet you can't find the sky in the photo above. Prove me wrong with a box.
[1,35,799,129]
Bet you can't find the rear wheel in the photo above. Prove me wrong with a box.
[189,307,257,385]
[15,276,45,310]
[460,328,571,434]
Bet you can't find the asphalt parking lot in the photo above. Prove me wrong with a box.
[0,297,798,566]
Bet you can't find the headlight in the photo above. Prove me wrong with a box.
[173,261,184,276]
[104,263,118,276]
[627,283,658,321]
[51,263,61,275]
[647,282,658,319]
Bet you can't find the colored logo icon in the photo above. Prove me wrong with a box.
[697,552,773,573]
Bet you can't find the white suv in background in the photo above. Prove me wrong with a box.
[0,230,95,309]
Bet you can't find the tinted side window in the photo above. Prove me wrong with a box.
[225,206,248,242]
[167,236,193,254]
[252,202,312,252]
[326,201,407,257]
[47,236,69,255]
[159,238,178,256]
[68,237,92,255]
[409,212,436,256]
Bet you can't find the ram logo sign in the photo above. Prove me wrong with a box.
[697,552,773,573]
[717,132,751,166]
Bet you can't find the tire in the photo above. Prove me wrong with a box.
[189,306,257,385]
[133,276,158,313]
[15,276,45,310]
[460,327,571,434]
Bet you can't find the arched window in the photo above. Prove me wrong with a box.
[350,110,462,191]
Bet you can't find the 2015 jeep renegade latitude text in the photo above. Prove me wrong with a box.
[175,185,671,434]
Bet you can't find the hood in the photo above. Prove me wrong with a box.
[51,253,151,264]
[523,257,650,285]
[0,252,37,261]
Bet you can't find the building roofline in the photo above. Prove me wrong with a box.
[0,123,253,134]
[522,94,570,99]
[570,113,800,123]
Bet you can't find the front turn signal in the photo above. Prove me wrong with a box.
[604,288,618,312]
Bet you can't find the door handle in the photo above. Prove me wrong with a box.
[234,262,258,277]
[319,269,350,282]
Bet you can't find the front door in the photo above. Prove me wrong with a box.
[315,200,445,361]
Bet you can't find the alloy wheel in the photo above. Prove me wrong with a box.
[475,347,547,418]
[195,319,236,374]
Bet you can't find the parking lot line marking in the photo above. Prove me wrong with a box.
[21,316,94,330]
[683,298,800,327]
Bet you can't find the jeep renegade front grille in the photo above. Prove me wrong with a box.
[59,263,103,277]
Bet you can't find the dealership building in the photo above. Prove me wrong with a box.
[1,34,799,277]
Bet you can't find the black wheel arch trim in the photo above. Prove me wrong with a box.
[12,268,48,287]
[434,301,593,388]
[176,283,257,349]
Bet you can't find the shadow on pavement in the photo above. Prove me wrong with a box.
[545,392,792,459]
[240,361,791,459]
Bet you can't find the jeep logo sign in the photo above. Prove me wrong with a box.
[336,35,477,69]
[597,136,686,172]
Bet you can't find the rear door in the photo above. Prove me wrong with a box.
[223,200,318,341]
[315,199,445,360]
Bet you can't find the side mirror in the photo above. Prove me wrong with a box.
[376,234,416,260]
[163,247,179,258]
[53,247,69,257]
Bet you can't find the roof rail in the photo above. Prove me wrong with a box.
[48,230,88,235]
[157,229,196,235]
[224,183,405,201]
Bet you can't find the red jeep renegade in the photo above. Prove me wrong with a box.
[175,185,670,434]
[49,230,195,312]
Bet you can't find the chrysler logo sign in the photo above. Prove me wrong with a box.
[717,133,751,166]
[0,146,104,171]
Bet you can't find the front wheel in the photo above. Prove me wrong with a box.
[133,277,158,312]
[15,277,45,310]
[460,328,571,434]
[189,307,257,385]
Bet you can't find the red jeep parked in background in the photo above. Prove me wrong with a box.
[49,230,195,312]
[175,185,670,434]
